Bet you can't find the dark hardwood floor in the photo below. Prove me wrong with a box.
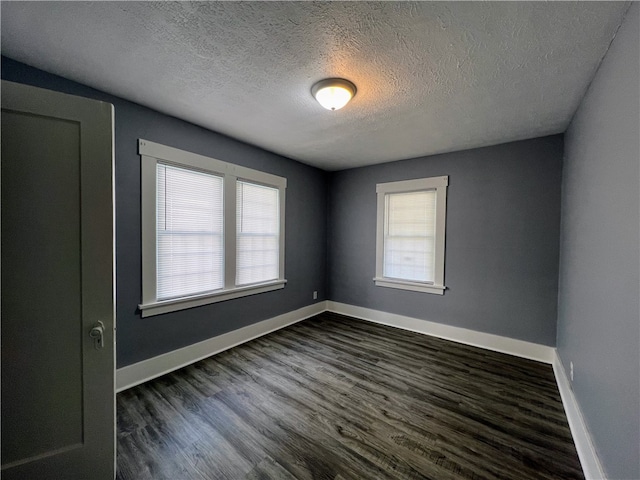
[117,312,584,480]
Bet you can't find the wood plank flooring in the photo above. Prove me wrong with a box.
[116,312,584,480]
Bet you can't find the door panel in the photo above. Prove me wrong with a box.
[1,81,115,480]
[2,111,83,464]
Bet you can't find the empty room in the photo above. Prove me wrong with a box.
[1,2,638,480]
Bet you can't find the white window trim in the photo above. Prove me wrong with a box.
[374,176,448,295]
[138,139,287,317]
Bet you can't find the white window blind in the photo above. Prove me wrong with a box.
[140,139,287,317]
[375,175,447,295]
[157,164,224,300]
[236,181,279,285]
[383,190,436,283]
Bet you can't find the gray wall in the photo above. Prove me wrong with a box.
[1,57,328,368]
[557,4,639,479]
[328,136,563,346]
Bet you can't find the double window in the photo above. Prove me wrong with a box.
[374,176,448,295]
[139,140,286,317]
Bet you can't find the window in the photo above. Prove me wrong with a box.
[236,181,280,285]
[156,164,224,300]
[374,176,448,295]
[139,139,286,317]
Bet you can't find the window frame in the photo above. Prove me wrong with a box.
[138,139,287,317]
[374,176,448,295]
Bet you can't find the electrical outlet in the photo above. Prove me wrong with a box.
[570,362,574,382]
[313,291,318,300]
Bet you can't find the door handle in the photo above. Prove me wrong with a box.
[89,321,105,349]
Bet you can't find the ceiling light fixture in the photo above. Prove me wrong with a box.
[311,78,357,111]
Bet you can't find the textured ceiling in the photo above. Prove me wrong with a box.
[1,1,631,170]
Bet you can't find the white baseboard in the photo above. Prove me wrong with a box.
[552,351,606,480]
[116,299,598,480]
[326,301,555,364]
[325,302,600,479]
[116,301,327,392]
[117,300,555,392]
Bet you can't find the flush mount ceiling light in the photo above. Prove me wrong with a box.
[311,78,357,111]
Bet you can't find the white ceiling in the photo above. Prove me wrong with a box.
[1,1,631,170]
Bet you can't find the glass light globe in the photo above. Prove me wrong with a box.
[315,86,353,110]
[311,79,356,111]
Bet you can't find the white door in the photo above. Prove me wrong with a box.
[1,80,115,480]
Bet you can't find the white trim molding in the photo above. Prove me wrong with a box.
[373,277,446,295]
[326,302,599,479]
[326,301,555,364]
[139,139,287,189]
[375,175,448,295]
[120,300,556,392]
[139,280,286,317]
[117,298,596,480]
[116,302,326,392]
[139,138,287,317]
[552,351,606,480]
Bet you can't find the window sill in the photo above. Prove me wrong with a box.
[373,277,446,295]
[139,279,287,317]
